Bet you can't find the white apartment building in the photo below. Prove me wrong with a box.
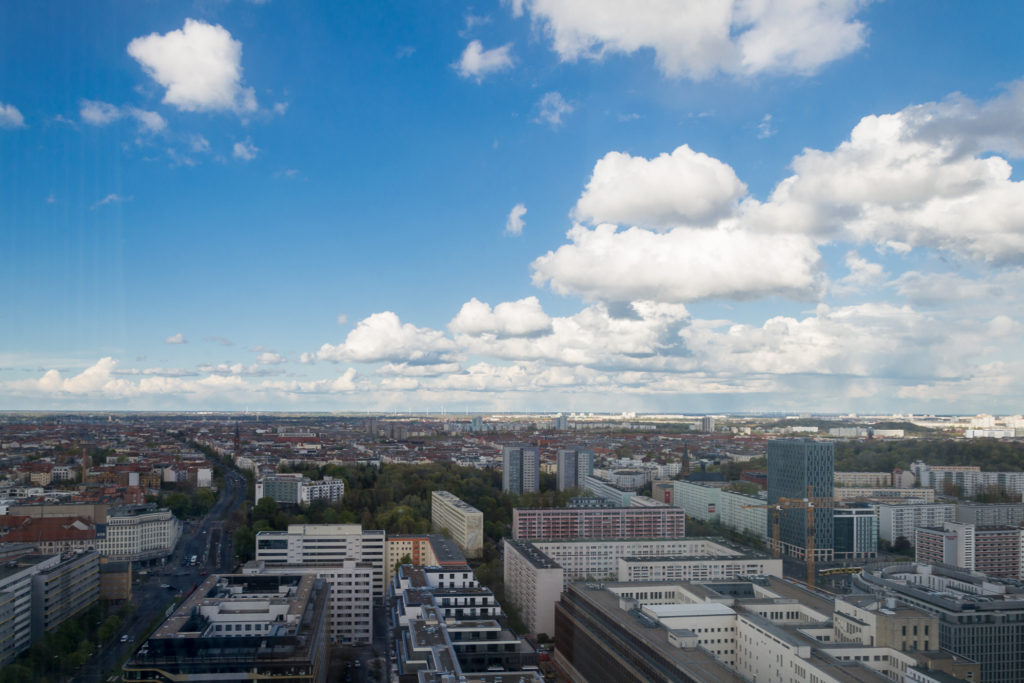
[255,474,345,506]
[672,480,724,522]
[95,504,181,562]
[718,490,768,541]
[503,537,777,637]
[243,560,373,644]
[834,472,892,488]
[617,555,782,583]
[876,502,956,543]
[502,539,563,635]
[0,554,60,663]
[254,524,386,601]
[833,487,935,503]
[430,491,483,559]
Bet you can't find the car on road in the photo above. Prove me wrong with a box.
[120,635,128,643]
[160,583,171,589]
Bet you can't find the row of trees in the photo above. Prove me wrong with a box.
[0,602,134,683]
[835,439,1024,473]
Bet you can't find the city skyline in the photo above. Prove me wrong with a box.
[2,2,1024,413]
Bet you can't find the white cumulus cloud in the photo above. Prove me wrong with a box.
[165,333,187,344]
[314,311,458,365]
[516,0,870,79]
[128,18,257,113]
[574,145,747,228]
[449,297,552,337]
[454,40,514,82]
[531,224,823,303]
[0,102,25,128]
[505,203,527,236]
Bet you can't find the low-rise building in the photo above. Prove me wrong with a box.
[123,574,329,683]
[384,533,466,585]
[95,504,181,562]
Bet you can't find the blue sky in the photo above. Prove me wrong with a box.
[2,0,1024,413]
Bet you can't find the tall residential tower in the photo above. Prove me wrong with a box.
[502,445,540,495]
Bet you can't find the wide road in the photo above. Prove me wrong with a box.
[71,461,248,683]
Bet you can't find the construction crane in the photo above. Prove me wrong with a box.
[743,485,834,589]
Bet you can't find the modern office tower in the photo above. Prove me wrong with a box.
[556,448,594,491]
[502,445,539,494]
[430,491,484,559]
[254,524,386,601]
[123,574,329,683]
[766,439,835,561]
[512,506,686,540]
[832,505,878,560]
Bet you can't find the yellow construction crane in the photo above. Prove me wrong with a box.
[743,485,834,589]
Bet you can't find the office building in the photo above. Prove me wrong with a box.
[856,563,1024,683]
[123,574,329,683]
[243,560,373,644]
[552,576,940,683]
[833,505,878,560]
[502,445,539,494]
[95,504,181,562]
[556,448,594,491]
[700,415,716,433]
[255,524,386,601]
[512,506,685,541]
[876,503,956,544]
[766,439,835,561]
[430,491,483,559]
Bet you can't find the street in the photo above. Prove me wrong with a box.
[70,462,247,683]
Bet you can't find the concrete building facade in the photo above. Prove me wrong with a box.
[430,491,483,559]
[501,445,539,495]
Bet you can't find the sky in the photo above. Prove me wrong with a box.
[1,0,1024,414]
